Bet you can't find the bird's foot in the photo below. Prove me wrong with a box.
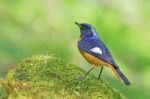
[97,77,103,82]
[98,78,103,83]
[76,76,85,81]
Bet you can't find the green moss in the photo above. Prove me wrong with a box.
[0,79,8,99]
[2,55,125,99]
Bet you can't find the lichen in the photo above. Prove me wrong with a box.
[1,55,125,99]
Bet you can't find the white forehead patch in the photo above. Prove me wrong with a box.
[90,47,102,55]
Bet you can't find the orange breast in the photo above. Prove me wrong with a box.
[79,49,122,81]
[79,50,109,66]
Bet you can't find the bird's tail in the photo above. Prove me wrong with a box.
[108,64,131,86]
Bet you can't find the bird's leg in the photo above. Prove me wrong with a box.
[77,67,94,81]
[98,66,104,79]
[84,67,94,77]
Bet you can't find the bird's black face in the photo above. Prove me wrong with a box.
[75,22,97,37]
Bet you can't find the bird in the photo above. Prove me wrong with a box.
[75,22,131,86]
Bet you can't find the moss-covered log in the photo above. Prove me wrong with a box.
[0,55,125,99]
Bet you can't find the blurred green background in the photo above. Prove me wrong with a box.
[0,0,150,98]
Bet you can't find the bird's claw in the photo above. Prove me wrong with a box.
[76,76,85,81]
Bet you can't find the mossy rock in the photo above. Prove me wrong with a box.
[0,55,125,99]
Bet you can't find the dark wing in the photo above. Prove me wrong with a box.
[78,37,119,69]
[102,43,119,69]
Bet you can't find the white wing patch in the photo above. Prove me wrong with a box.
[90,47,102,55]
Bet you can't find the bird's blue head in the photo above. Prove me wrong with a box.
[75,22,98,37]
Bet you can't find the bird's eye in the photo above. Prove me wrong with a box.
[81,24,92,30]
[85,26,92,30]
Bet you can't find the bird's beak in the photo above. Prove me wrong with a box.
[75,22,82,28]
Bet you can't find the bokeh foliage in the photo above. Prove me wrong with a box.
[0,0,150,98]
